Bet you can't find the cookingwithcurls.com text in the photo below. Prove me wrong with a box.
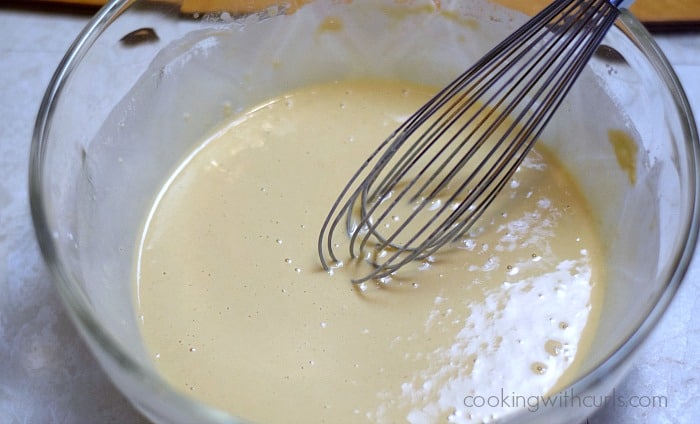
[463,388,668,413]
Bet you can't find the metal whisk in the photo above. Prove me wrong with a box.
[318,0,634,283]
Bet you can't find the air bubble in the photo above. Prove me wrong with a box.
[531,362,547,375]
[545,340,563,356]
[450,409,464,419]
[462,239,476,250]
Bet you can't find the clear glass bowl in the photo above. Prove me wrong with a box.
[29,0,699,422]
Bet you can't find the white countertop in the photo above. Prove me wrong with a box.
[0,6,698,424]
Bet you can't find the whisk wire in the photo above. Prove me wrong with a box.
[319,0,625,283]
[362,0,611,231]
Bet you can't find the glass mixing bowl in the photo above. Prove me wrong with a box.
[29,0,698,422]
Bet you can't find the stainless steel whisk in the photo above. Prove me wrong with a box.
[318,0,634,283]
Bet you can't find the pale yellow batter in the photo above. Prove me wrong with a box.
[135,79,604,423]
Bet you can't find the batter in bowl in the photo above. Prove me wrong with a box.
[135,78,605,423]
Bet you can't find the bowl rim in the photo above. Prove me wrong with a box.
[28,0,237,421]
[28,1,700,422]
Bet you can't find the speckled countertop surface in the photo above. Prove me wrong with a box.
[0,6,698,424]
